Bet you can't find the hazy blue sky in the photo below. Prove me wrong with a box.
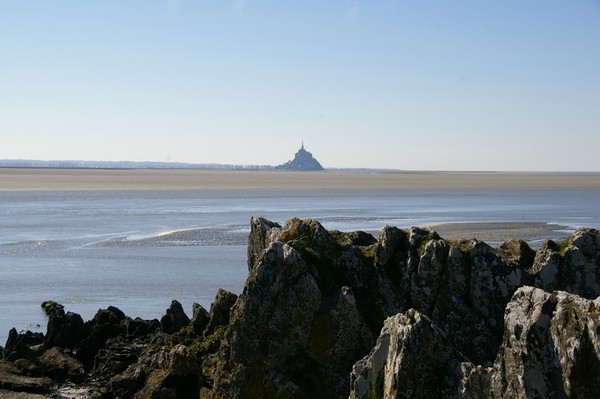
[1,1,599,171]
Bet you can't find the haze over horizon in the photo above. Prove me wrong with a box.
[2,1,599,171]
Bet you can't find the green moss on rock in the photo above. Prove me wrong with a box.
[189,326,227,356]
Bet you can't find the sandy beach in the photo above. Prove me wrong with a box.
[1,168,594,243]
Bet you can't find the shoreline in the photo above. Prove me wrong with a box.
[2,168,600,190]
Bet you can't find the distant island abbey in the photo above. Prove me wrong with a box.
[275,142,324,171]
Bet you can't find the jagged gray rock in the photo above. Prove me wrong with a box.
[349,310,460,399]
[248,216,281,271]
[528,228,600,299]
[189,303,210,337]
[559,228,600,298]
[160,300,191,334]
[125,343,201,399]
[36,347,84,382]
[204,289,237,335]
[208,218,600,399]
[2,329,45,363]
[488,287,600,398]
[349,287,600,399]
[209,219,378,398]
[206,219,599,398]
[0,362,53,395]
[41,300,89,350]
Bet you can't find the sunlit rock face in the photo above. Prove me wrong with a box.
[210,219,600,399]
[349,287,600,399]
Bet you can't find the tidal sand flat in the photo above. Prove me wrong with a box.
[425,222,569,243]
[2,168,600,191]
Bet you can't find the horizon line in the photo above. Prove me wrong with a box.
[0,159,599,174]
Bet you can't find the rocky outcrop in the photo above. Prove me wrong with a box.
[0,362,53,395]
[349,310,460,399]
[0,288,237,398]
[349,287,600,398]
[208,218,380,398]
[208,221,600,398]
[204,289,237,335]
[1,220,599,398]
[42,300,90,351]
[107,335,203,399]
[161,300,191,334]
[347,227,600,398]
[2,329,45,363]
[489,286,600,397]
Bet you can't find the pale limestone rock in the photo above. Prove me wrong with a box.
[247,216,281,272]
[490,287,600,398]
[349,310,458,399]
[560,228,600,299]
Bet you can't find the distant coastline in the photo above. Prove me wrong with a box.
[0,159,389,172]
[0,159,275,170]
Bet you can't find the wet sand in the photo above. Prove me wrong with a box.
[424,222,570,244]
[1,168,599,190]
